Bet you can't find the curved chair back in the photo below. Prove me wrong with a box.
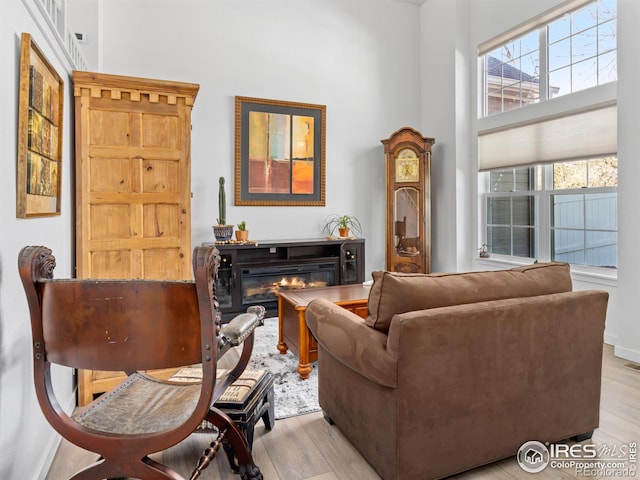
[38,279,204,372]
[18,245,224,480]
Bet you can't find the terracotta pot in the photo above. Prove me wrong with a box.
[338,227,350,237]
[235,230,249,242]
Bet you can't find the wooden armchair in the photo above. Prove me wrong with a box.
[19,245,264,480]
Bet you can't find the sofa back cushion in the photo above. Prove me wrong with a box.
[366,262,572,333]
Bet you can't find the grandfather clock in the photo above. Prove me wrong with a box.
[381,127,435,273]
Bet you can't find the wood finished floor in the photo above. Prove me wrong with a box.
[46,344,640,479]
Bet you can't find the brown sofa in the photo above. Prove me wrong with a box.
[305,262,609,480]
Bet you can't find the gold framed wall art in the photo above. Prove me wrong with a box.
[235,96,326,206]
[17,32,64,218]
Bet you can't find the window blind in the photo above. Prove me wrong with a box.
[477,103,617,171]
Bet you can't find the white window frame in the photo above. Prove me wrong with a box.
[480,0,616,118]
[481,163,617,271]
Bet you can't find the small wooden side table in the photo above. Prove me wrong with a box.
[277,284,370,379]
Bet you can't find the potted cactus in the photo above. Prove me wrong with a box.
[212,177,234,241]
[235,220,249,242]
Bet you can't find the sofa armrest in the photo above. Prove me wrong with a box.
[306,299,397,388]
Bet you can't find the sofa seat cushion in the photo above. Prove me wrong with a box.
[366,262,572,333]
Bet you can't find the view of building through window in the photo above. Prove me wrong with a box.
[484,31,540,116]
[482,0,616,116]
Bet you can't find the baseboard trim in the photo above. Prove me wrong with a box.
[604,332,618,346]
[613,345,640,365]
[34,387,76,480]
[34,431,62,480]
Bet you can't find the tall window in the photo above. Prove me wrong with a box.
[482,0,616,116]
[484,157,617,268]
[479,0,617,270]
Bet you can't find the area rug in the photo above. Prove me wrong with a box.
[246,317,320,419]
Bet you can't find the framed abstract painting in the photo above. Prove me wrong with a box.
[235,96,326,206]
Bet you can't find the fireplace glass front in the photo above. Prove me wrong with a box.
[240,260,338,307]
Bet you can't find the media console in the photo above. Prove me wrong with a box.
[202,238,365,319]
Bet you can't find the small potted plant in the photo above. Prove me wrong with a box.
[235,220,249,242]
[322,214,362,238]
[212,177,234,241]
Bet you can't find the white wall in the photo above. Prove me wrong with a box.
[0,1,76,479]
[95,0,423,276]
[421,0,473,273]
[614,0,640,363]
[66,0,100,71]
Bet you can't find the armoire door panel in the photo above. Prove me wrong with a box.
[141,159,181,193]
[89,157,137,193]
[142,113,180,149]
[143,204,182,239]
[89,250,132,279]
[143,248,185,279]
[89,204,133,239]
[89,110,132,146]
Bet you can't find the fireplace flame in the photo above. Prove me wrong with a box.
[244,275,330,300]
[277,276,307,289]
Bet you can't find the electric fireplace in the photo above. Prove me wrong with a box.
[207,238,365,319]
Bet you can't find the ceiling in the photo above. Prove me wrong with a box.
[396,0,428,4]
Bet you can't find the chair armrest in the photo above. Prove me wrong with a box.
[221,305,266,346]
[306,299,397,388]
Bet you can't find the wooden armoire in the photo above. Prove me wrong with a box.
[72,71,199,405]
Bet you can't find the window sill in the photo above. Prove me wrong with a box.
[474,255,617,287]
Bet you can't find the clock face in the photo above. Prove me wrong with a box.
[395,149,419,182]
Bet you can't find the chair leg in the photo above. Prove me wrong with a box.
[191,432,227,480]
[206,407,263,480]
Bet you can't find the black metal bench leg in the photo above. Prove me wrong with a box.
[262,386,275,431]
[206,407,263,480]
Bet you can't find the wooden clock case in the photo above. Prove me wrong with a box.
[381,127,435,273]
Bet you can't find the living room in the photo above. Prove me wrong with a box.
[1,0,639,478]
